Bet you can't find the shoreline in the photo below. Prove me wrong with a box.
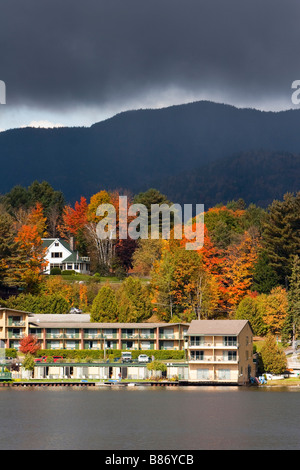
[1,379,300,388]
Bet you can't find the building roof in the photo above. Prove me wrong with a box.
[28,313,189,329]
[186,319,251,336]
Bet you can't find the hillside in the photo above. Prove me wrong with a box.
[0,101,300,205]
[155,151,300,208]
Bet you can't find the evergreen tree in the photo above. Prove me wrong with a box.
[262,192,300,284]
[251,250,280,294]
[235,295,268,336]
[0,209,17,286]
[90,285,119,322]
[117,277,153,322]
[284,255,300,345]
[260,334,287,374]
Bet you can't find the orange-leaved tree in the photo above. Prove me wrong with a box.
[220,231,260,314]
[6,204,48,292]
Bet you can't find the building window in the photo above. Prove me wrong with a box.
[55,242,59,246]
[197,369,209,380]
[224,351,237,361]
[190,336,204,346]
[51,252,63,258]
[190,350,204,361]
[219,369,231,380]
[223,336,237,346]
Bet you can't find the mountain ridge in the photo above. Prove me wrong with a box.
[0,100,299,206]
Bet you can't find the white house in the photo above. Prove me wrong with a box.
[42,238,90,275]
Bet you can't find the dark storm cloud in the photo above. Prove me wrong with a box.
[1,0,299,110]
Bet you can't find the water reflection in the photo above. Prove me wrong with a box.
[0,387,299,450]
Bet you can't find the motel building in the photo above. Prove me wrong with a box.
[184,319,255,385]
[0,308,254,385]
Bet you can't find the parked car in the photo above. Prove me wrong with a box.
[69,307,82,314]
[34,356,63,363]
[52,356,64,363]
[138,354,151,363]
[34,356,47,363]
[121,352,132,363]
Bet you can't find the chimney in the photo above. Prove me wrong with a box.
[69,236,75,252]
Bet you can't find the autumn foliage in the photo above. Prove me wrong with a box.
[19,334,41,355]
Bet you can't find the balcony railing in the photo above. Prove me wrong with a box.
[189,355,238,363]
[8,320,25,327]
[8,332,24,339]
[121,333,139,339]
[189,341,239,348]
[84,333,102,339]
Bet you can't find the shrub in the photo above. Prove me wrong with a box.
[23,354,35,371]
[35,349,105,361]
[33,349,184,361]
[50,268,62,275]
[147,360,167,372]
[5,348,17,358]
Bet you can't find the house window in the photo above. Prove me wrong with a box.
[50,264,62,270]
[67,265,72,270]
[55,242,59,246]
[74,264,79,270]
[51,252,63,258]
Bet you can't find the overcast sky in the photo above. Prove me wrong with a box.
[1,0,300,131]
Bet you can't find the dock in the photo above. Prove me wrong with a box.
[0,380,180,388]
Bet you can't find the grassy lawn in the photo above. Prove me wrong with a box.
[49,274,123,283]
[264,377,300,387]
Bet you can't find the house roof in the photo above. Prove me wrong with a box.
[42,238,72,252]
[63,252,85,263]
[186,319,251,336]
[42,238,87,263]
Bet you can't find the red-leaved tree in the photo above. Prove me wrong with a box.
[19,334,41,355]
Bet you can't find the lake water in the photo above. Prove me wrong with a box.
[1,385,300,450]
